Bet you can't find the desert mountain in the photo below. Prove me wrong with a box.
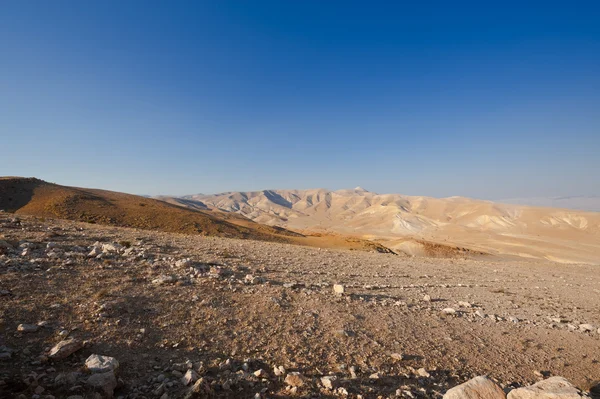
[0,177,300,242]
[173,187,600,264]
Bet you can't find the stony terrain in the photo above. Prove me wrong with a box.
[1,212,600,398]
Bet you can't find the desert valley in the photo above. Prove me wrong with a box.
[1,177,599,398]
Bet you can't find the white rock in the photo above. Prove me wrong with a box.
[85,354,119,374]
[321,375,339,389]
[444,376,506,399]
[284,372,306,387]
[273,365,286,376]
[423,294,432,302]
[101,243,122,253]
[507,376,586,398]
[181,369,199,386]
[333,284,345,295]
[579,324,594,332]
[254,369,269,379]
[152,275,177,285]
[442,308,457,315]
[458,301,472,308]
[417,368,430,378]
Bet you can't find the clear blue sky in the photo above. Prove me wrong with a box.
[1,1,599,199]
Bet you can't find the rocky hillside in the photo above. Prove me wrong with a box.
[173,187,600,264]
[0,177,299,242]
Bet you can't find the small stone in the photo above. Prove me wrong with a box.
[423,294,432,302]
[475,310,486,318]
[579,324,594,332]
[442,308,456,315]
[390,353,405,361]
[369,372,380,379]
[458,301,472,308]
[417,368,430,378]
[444,376,506,399]
[48,338,83,360]
[152,275,177,285]
[333,284,345,295]
[273,365,286,376]
[349,366,358,379]
[17,324,40,333]
[85,354,119,374]
[321,375,339,390]
[181,369,199,386]
[253,369,269,379]
[284,372,306,387]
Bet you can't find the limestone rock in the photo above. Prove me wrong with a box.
[48,338,83,360]
[417,368,430,378]
[507,377,586,399]
[444,376,506,399]
[333,284,345,295]
[284,372,306,387]
[152,275,177,285]
[181,369,199,386]
[253,369,269,379]
[85,354,119,374]
[321,375,339,389]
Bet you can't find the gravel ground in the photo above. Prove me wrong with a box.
[1,213,599,398]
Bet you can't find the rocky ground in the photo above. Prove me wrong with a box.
[0,213,599,398]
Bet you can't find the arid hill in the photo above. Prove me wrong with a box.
[173,187,600,264]
[0,177,299,242]
[0,178,397,253]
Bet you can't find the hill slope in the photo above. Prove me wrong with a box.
[0,177,299,242]
[176,187,600,264]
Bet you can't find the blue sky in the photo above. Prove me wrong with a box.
[1,1,599,198]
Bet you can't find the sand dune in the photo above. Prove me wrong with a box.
[179,188,600,264]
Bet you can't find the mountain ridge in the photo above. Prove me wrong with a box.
[163,187,600,264]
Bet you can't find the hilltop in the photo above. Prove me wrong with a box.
[0,178,395,253]
[0,177,299,242]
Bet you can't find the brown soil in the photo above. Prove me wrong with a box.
[1,213,599,398]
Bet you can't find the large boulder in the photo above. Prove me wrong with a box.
[507,377,588,398]
[444,376,506,399]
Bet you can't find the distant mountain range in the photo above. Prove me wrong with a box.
[159,187,600,264]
